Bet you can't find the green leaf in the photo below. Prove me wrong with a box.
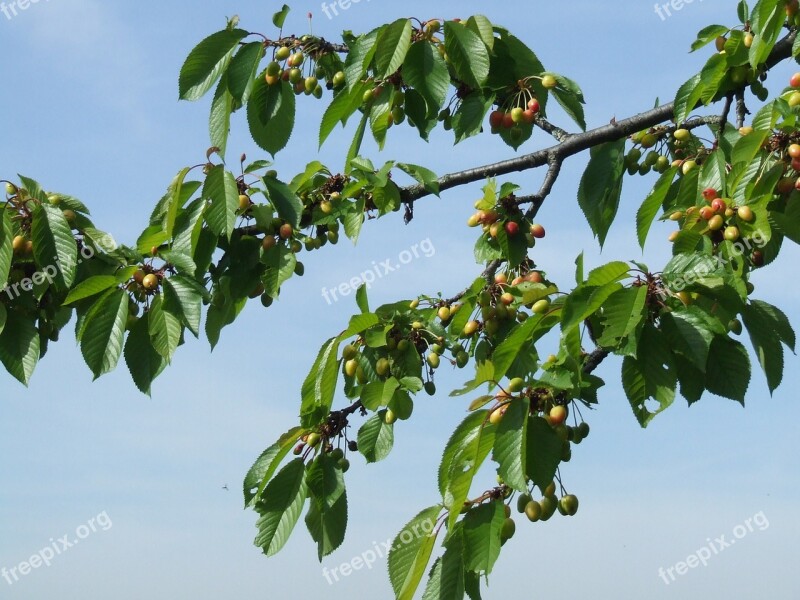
[742,302,784,393]
[637,167,678,248]
[0,208,12,286]
[204,165,240,240]
[705,336,750,404]
[300,337,341,428]
[443,21,490,89]
[0,305,5,336]
[550,74,586,131]
[272,4,290,28]
[305,486,348,560]
[462,501,504,575]
[403,41,450,113]
[660,308,717,371]
[63,275,118,305]
[163,275,205,337]
[690,25,730,52]
[227,41,265,105]
[179,29,248,101]
[596,286,648,351]
[388,505,441,600]
[243,426,305,507]
[525,416,562,490]
[247,78,296,156]
[356,284,370,314]
[440,411,495,529]
[492,317,541,383]
[422,551,465,600]
[0,313,40,386]
[254,458,308,556]
[264,175,303,228]
[31,203,78,289]
[209,75,233,158]
[375,19,412,78]
[148,295,182,363]
[586,261,631,287]
[357,410,394,463]
[698,53,728,105]
[577,139,626,247]
[748,300,795,351]
[396,163,440,197]
[673,73,704,124]
[749,0,783,68]
[305,454,345,513]
[123,312,167,396]
[344,29,379,90]
[493,398,529,492]
[621,325,676,427]
[80,289,129,380]
[319,80,367,148]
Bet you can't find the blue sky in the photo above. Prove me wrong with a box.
[0,0,798,598]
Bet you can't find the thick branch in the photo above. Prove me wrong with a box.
[400,32,797,206]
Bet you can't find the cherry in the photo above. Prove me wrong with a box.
[539,495,558,521]
[577,422,590,438]
[524,500,542,522]
[710,198,727,213]
[791,73,800,88]
[751,250,765,266]
[489,406,506,425]
[505,221,520,236]
[344,359,358,377]
[743,32,754,48]
[500,517,516,541]
[541,74,557,89]
[681,160,697,175]
[715,36,727,51]
[525,271,544,284]
[494,272,508,285]
[275,46,291,61]
[463,321,480,336]
[702,187,718,201]
[723,226,740,241]
[559,494,579,516]
[530,223,546,239]
[11,235,25,254]
[532,299,550,314]
[790,92,800,107]
[142,274,159,291]
[502,112,515,129]
[467,213,481,227]
[384,409,397,425]
[510,107,524,124]
[507,377,524,393]
[527,98,540,113]
[279,223,293,239]
[699,206,715,221]
[673,128,690,141]
[489,110,504,129]
[5,182,17,195]
[737,205,755,222]
[708,215,724,231]
[549,404,568,426]
[288,52,304,67]
[376,357,390,376]
[500,292,514,306]
[238,194,251,211]
[739,126,753,135]
[437,306,451,321]
[522,109,536,124]
[427,353,440,369]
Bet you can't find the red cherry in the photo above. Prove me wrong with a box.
[699,206,715,221]
[505,221,520,236]
[489,110,504,129]
[502,113,515,129]
[710,198,727,213]
[790,72,800,88]
[527,98,540,113]
[530,223,546,239]
[702,188,718,201]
